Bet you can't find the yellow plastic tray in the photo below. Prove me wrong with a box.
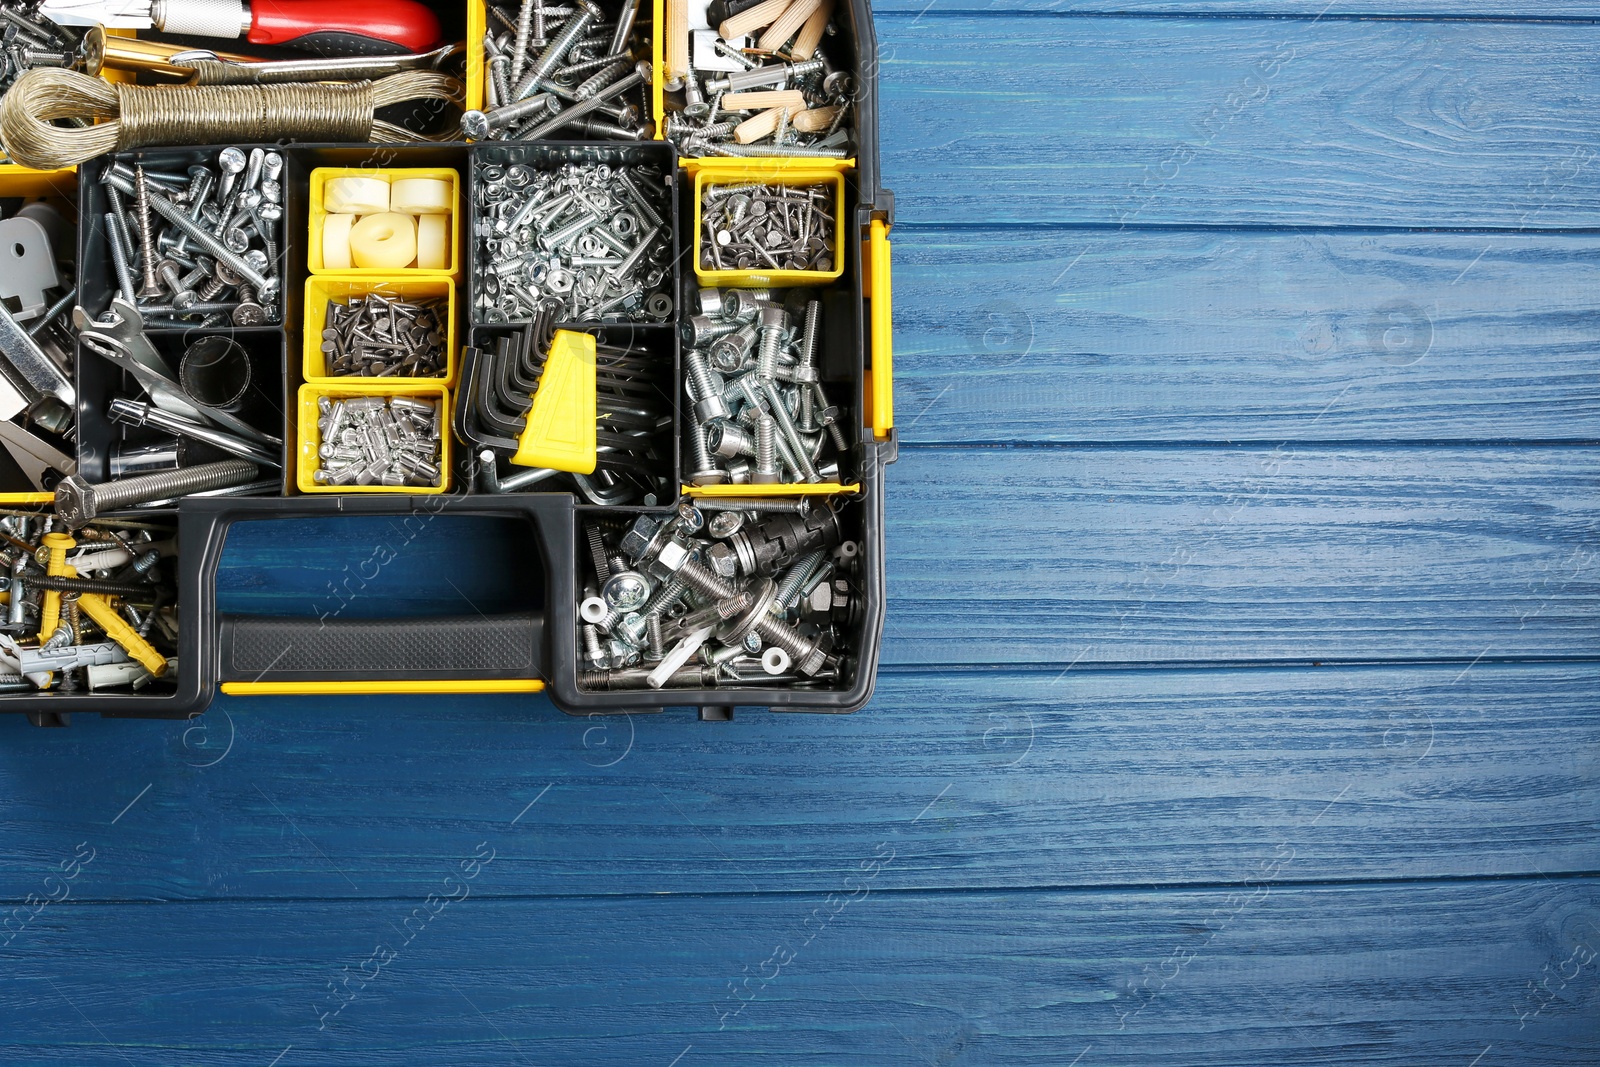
[302,276,458,387]
[296,381,452,494]
[306,167,461,279]
[688,156,848,287]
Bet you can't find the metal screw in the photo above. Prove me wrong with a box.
[133,167,162,299]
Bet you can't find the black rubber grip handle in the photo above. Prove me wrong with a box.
[219,613,544,683]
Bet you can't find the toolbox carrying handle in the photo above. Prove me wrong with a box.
[866,219,894,441]
[185,495,570,699]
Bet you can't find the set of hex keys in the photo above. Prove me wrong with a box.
[457,309,674,503]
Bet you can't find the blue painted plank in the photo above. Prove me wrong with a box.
[1,879,1596,1065]
[884,445,1600,665]
[0,663,1594,899]
[204,449,1600,666]
[894,228,1600,442]
[874,2,1600,14]
[878,17,1600,226]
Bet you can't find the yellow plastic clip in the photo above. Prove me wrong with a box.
[511,329,598,474]
[868,218,894,440]
[76,594,167,677]
[36,531,74,644]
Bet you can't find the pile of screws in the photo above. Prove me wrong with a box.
[0,510,179,694]
[682,287,846,485]
[313,395,443,488]
[0,6,82,115]
[577,499,861,689]
[474,159,673,323]
[468,0,652,141]
[699,181,833,272]
[321,295,447,378]
[99,148,283,329]
[662,0,853,158]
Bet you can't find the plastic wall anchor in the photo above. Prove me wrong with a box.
[648,624,713,688]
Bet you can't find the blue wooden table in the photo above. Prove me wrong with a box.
[4,3,1599,1064]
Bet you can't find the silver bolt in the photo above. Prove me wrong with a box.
[752,414,779,484]
[54,460,261,529]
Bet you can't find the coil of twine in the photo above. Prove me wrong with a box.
[0,68,463,171]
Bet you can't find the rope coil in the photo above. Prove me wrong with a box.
[0,68,461,171]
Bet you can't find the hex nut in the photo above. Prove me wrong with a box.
[707,541,739,578]
[620,515,661,561]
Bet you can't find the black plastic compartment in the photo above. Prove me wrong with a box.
[466,140,681,327]
[75,327,290,488]
[464,320,680,502]
[560,475,885,713]
[76,145,292,327]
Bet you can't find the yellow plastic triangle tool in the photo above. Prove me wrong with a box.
[511,329,597,473]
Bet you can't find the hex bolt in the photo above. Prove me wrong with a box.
[54,460,261,529]
[718,579,828,675]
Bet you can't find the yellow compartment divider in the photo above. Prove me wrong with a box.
[683,482,860,497]
[222,679,546,696]
[868,218,894,439]
[512,329,597,473]
[467,0,487,113]
[0,493,55,505]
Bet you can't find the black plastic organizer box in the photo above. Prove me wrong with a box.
[0,0,894,724]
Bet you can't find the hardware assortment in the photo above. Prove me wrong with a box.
[318,295,448,379]
[698,179,833,273]
[660,0,853,158]
[0,195,77,482]
[468,0,652,142]
[306,393,444,490]
[0,510,179,693]
[683,287,846,485]
[473,157,673,323]
[0,5,82,114]
[0,0,889,715]
[317,173,454,272]
[576,499,860,689]
[97,149,284,328]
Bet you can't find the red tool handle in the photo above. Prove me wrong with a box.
[248,0,442,54]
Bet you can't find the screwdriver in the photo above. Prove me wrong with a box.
[40,0,443,56]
